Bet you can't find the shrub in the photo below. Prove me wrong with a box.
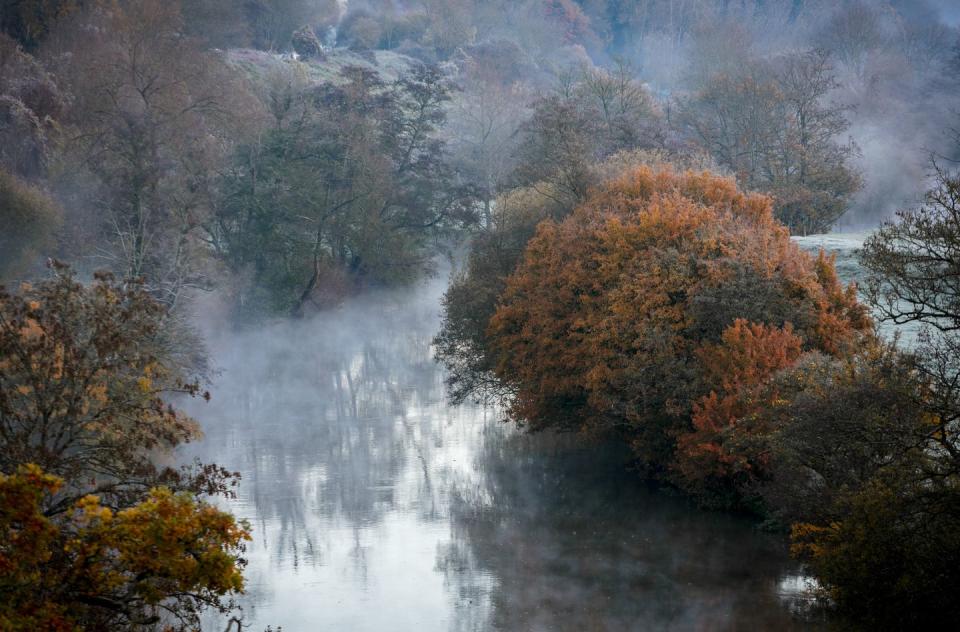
[0,169,61,281]
[291,24,324,59]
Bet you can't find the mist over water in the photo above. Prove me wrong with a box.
[179,275,827,631]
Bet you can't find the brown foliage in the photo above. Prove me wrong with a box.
[677,320,802,492]
[0,464,249,631]
[0,265,232,508]
[0,265,247,629]
[487,166,869,482]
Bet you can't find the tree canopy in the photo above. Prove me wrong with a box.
[486,166,869,484]
[0,266,247,629]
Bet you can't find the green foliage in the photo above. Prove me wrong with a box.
[218,64,476,318]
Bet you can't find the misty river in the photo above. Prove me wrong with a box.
[178,235,872,631]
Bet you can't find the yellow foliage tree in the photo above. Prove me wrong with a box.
[0,464,250,631]
[0,265,246,628]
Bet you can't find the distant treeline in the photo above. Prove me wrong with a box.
[3,0,958,319]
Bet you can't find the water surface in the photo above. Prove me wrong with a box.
[181,276,825,631]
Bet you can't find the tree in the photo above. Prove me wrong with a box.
[0,265,247,629]
[436,149,747,408]
[861,166,960,335]
[770,165,960,628]
[337,9,385,51]
[0,33,65,179]
[791,473,960,630]
[45,0,248,307]
[435,184,570,404]
[0,264,233,506]
[679,50,861,234]
[0,464,250,631]
[244,0,339,51]
[782,348,960,629]
[674,319,803,504]
[542,0,596,48]
[446,47,532,225]
[860,165,960,468]
[486,166,868,477]
[291,24,324,59]
[420,0,476,57]
[217,64,476,317]
[513,63,661,205]
[814,1,886,79]
[179,0,252,49]
[757,343,929,525]
[0,0,84,49]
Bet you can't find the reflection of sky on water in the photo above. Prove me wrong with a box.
[180,275,828,631]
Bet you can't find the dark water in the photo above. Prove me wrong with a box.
[180,276,825,631]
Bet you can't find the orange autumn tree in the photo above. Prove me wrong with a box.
[677,320,803,502]
[487,166,870,490]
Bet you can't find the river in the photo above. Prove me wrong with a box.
[178,240,868,631]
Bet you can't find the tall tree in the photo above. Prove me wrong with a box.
[217,64,476,317]
[679,50,860,234]
[0,265,247,629]
[45,0,247,307]
[486,166,867,475]
[447,45,532,225]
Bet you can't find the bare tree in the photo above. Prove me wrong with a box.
[679,50,860,234]
[44,0,253,307]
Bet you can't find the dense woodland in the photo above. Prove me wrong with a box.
[2,0,960,629]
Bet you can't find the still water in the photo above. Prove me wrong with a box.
[180,274,827,631]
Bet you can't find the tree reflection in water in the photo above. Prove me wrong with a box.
[180,277,829,631]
